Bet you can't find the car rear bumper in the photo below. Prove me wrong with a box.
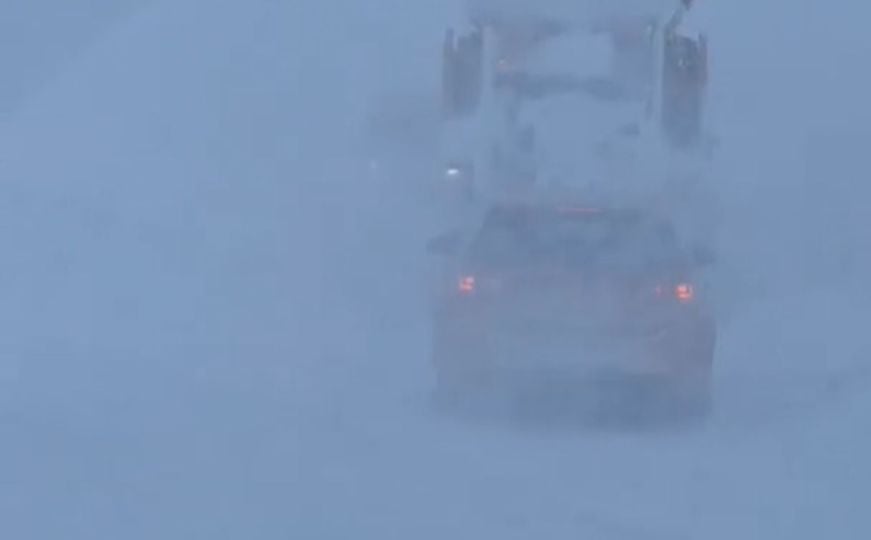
[486,327,665,376]
[432,313,715,383]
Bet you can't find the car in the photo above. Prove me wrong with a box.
[426,202,716,420]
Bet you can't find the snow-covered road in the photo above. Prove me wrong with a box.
[1,1,870,538]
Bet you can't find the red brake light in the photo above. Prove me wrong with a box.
[675,283,695,303]
[653,282,695,303]
[458,275,476,295]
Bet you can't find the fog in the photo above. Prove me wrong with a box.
[1,0,870,538]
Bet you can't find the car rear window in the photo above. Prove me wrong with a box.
[469,207,683,274]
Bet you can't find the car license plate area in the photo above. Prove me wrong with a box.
[489,326,638,374]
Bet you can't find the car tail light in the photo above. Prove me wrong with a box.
[675,283,695,303]
[654,282,695,304]
[458,275,476,295]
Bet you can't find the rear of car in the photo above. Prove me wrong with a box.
[431,204,715,418]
